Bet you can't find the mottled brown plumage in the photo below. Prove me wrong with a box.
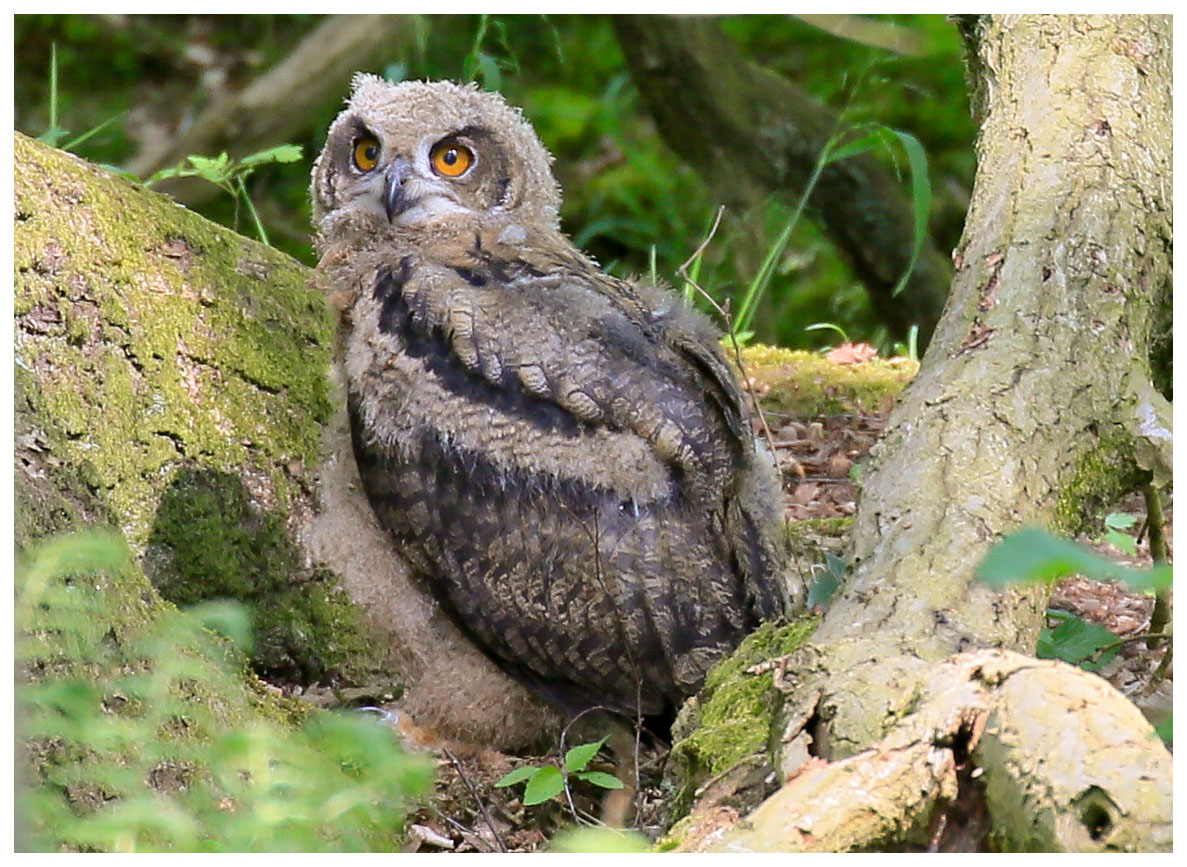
[311,76,789,723]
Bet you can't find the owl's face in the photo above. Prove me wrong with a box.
[312,76,562,243]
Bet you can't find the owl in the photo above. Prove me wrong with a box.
[311,75,790,730]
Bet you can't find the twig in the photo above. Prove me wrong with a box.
[441,746,508,853]
[1141,482,1170,650]
[675,206,778,458]
[1089,631,1172,660]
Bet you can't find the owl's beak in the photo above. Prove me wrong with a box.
[383,158,412,222]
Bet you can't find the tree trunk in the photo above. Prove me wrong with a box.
[613,15,953,347]
[672,14,1172,852]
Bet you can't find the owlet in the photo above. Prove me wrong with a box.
[311,75,790,726]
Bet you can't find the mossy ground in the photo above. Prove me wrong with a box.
[741,344,918,417]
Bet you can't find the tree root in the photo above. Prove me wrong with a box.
[675,649,1171,852]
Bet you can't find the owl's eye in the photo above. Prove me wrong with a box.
[430,140,475,178]
[352,137,381,172]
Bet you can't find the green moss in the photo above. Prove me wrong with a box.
[14,134,389,691]
[14,133,333,553]
[739,344,917,417]
[666,618,819,819]
[145,468,388,684]
[1055,437,1147,536]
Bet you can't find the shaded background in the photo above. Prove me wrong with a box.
[14,14,976,353]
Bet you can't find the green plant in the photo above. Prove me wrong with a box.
[804,321,852,348]
[1098,511,1140,556]
[892,324,921,361]
[36,42,123,152]
[494,736,623,808]
[143,145,303,246]
[976,526,1171,594]
[730,119,930,342]
[462,14,519,90]
[806,551,847,611]
[975,525,1171,743]
[17,529,432,852]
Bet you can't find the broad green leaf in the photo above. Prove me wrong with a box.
[522,765,564,805]
[976,527,1171,592]
[1103,529,1138,556]
[574,770,624,790]
[564,736,608,772]
[494,766,538,788]
[552,827,651,853]
[1037,612,1119,672]
[1104,512,1139,530]
[239,144,304,169]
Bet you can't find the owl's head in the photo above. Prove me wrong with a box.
[312,75,562,242]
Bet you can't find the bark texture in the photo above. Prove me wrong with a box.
[613,15,953,346]
[708,650,1171,852]
[675,14,1172,852]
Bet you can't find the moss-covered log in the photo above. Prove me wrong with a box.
[14,131,434,850]
[14,130,396,685]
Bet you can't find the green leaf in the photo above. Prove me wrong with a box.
[573,770,624,790]
[186,600,254,654]
[1103,529,1138,556]
[37,125,70,147]
[564,736,608,772]
[551,827,652,853]
[522,765,564,806]
[476,53,503,91]
[238,144,304,169]
[1154,715,1172,747]
[186,153,233,184]
[63,113,124,152]
[807,551,847,610]
[1104,512,1139,530]
[976,527,1172,592]
[805,321,851,344]
[823,131,884,165]
[494,766,539,788]
[886,128,930,298]
[1037,612,1119,672]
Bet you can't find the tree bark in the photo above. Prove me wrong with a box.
[613,15,953,347]
[672,14,1172,852]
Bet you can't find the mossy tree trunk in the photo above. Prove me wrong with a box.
[14,130,397,690]
[675,14,1172,852]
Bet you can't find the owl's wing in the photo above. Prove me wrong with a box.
[377,255,749,500]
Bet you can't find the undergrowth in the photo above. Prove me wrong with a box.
[17,529,433,852]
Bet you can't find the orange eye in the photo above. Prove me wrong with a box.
[430,140,474,178]
[352,137,380,172]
